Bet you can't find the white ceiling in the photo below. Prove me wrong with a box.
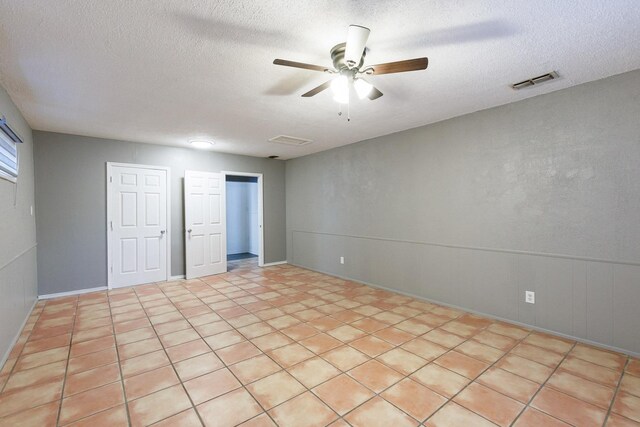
[0,1,638,159]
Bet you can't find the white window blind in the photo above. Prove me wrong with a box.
[0,115,21,183]
[0,129,18,182]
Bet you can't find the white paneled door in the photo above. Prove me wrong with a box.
[108,164,169,288]
[185,171,227,279]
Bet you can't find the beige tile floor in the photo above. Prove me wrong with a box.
[0,258,639,426]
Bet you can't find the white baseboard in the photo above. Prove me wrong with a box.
[289,262,640,359]
[1,299,37,369]
[38,286,108,300]
[169,275,186,281]
[261,261,287,267]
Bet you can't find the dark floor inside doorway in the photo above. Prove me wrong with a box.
[227,252,258,261]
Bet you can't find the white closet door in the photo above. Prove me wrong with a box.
[109,165,168,288]
[185,171,226,279]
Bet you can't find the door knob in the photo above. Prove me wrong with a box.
[187,229,192,233]
[160,230,166,237]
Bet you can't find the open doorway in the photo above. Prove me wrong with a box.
[224,172,264,266]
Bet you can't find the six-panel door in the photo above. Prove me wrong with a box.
[110,165,168,287]
[185,171,227,279]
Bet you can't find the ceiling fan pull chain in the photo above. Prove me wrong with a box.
[347,95,351,122]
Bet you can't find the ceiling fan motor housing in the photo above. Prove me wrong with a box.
[330,43,365,71]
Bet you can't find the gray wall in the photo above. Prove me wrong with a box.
[286,70,640,355]
[34,132,286,295]
[0,85,38,364]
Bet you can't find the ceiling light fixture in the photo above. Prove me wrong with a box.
[189,139,215,149]
[273,23,429,121]
[353,78,373,99]
[330,75,373,105]
[331,75,349,104]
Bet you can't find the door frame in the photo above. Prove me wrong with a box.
[222,171,265,267]
[106,162,172,289]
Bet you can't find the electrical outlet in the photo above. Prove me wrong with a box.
[30,205,34,216]
[525,291,535,304]
[340,256,344,265]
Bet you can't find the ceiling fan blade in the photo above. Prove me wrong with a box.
[344,25,370,68]
[273,59,330,73]
[368,86,383,100]
[301,80,332,97]
[369,57,428,75]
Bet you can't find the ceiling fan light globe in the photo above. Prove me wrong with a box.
[354,79,373,99]
[331,75,349,104]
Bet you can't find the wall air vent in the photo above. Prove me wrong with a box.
[268,135,312,146]
[511,71,559,90]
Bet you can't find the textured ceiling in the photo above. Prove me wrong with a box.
[0,1,639,159]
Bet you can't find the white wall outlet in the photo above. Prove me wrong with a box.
[30,205,34,216]
[340,256,344,265]
[525,291,535,304]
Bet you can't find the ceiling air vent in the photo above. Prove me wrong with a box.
[511,71,559,90]
[268,135,312,146]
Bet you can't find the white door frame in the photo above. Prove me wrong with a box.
[106,162,172,289]
[222,171,265,267]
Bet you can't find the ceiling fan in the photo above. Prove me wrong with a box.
[273,25,428,105]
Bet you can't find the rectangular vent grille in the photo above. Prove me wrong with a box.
[268,135,312,146]
[512,71,559,90]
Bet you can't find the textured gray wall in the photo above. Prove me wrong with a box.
[286,70,640,355]
[0,85,38,364]
[34,132,286,295]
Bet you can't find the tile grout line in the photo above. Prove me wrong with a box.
[247,273,518,425]
[208,264,361,425]
[419,326,534,426]
[507,340,578,426]
[50,295,126,426]
[105,291,134,427]
[0,277,538,425]
[148,273,286,426]
[1,260,633,426]
[602,356,629,426]
[139,281,211,426]
[55,296,80,427]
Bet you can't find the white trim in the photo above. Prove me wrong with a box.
[169,275,185,281]
[261,261,287,267]
[106,162,172,289]
[291,229,640,267]
[222,171,265,268]
[0,128,18,183]
[0,299,37,369]
[39,286,108,300]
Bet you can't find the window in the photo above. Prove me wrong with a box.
[0,116,21,183]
